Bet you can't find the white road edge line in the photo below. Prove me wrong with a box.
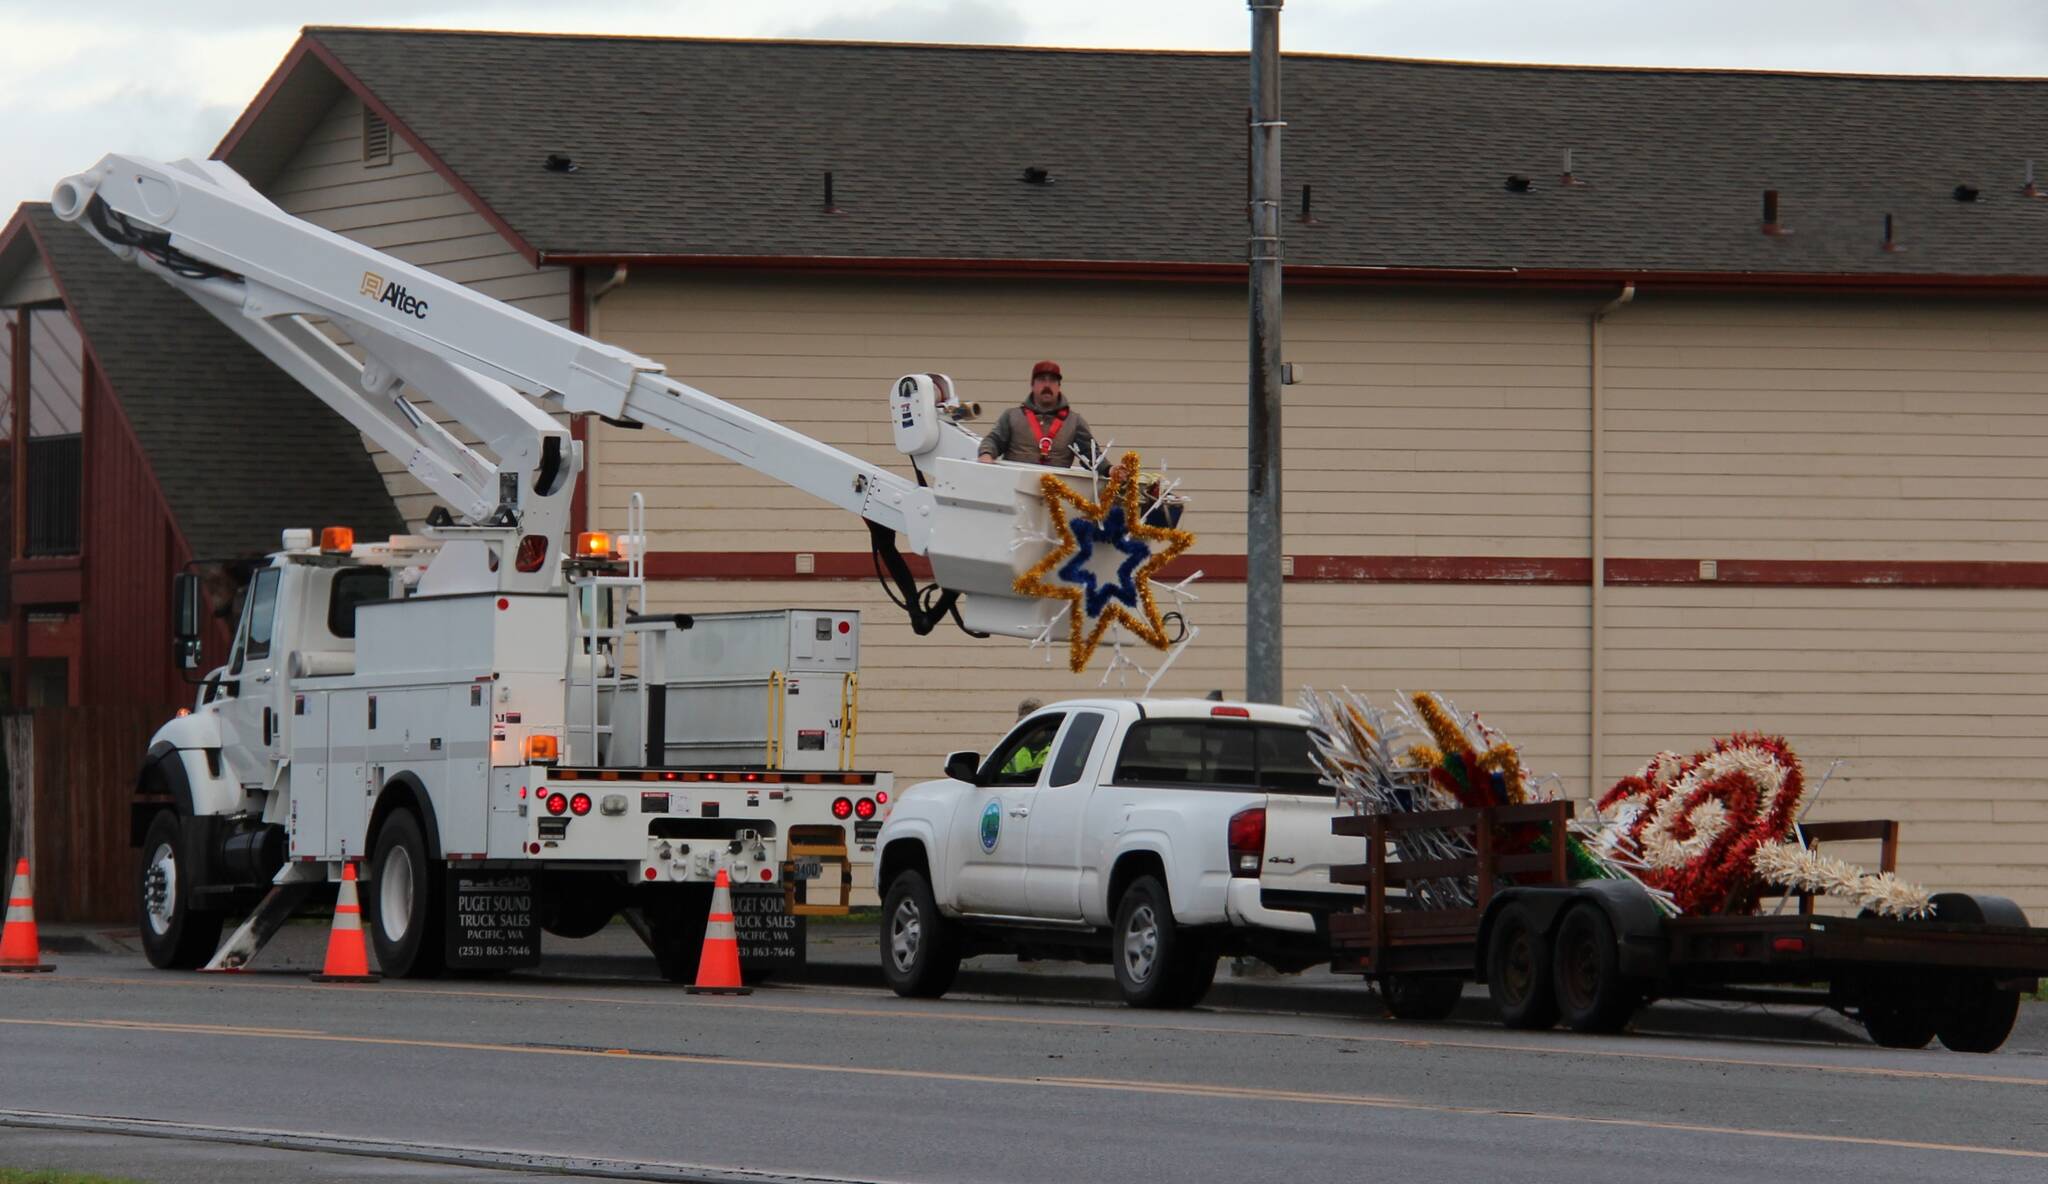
[0,1108,905,1184]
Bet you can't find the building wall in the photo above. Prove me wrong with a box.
[593,273,2048,911]
[79,366,187,707]
[261,91,570,526]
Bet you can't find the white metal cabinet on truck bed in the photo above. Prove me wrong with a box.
[872,699,1358,1007]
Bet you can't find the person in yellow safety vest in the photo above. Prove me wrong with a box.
[1001,697,1049,777]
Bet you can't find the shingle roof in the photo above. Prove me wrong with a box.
[24,205,405,559]
[300,27,2048,277]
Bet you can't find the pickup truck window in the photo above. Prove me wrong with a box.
[985,714,1066,786]
[1112,721,1331,796]
[1048,712,1107,787]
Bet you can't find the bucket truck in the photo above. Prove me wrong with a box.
[51,154,1105,979]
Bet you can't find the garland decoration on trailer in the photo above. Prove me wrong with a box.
[1012,450,1196,674]
[1304,688,1641,911]
[1593,736,1932,919]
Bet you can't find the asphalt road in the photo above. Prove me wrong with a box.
[3,932,2047,1184]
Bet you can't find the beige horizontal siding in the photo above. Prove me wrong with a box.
[1603,299,2048,562]
[1603,584,2048,912]
[590,276,1594,555]
[264,92,570,527]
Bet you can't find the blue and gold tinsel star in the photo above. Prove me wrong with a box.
[1014,451,1195,673]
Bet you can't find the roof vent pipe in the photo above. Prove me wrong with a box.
[1761,189,1788,236]
[2026,160,2043,199]
[822,171,844,215]
[1560,148,1586,187]
[1298,184,1319,224]
[1882,213,1903,253]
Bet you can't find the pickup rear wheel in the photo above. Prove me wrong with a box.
[1112,875,1215,1009]
[137,810,224,970]
[880,870,959,998]
[1486,901,1559,1030]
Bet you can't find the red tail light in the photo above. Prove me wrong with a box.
[1227,806,1266,878]
[875,789,889,805]
[854,797,877,820]
[514,533,550,572]
[1211,705,1251,717]
[569,792,593,816]
[831,797,853,819]
[545,793,569,816]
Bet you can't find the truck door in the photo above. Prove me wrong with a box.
[218,566,289,791]
[950,712,1063,915]
[1022,711,1110,918]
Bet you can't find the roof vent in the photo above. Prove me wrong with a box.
[1882,213,1904,253]
[544,154,579,174]
[361,109,392,167]
[1761,189,1789,236]
[1020,166,1053,185]
[822,170,844,215]
[1504,174,1532,193]
[1559,148,1587,187]
[1953,183,1981,202]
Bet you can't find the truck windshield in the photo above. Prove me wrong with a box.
[1111,721,1329,795]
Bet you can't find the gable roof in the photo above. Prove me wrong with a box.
[215,27,2048,282]
[7,204,405,560]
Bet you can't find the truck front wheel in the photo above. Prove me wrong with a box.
[880,870,959,998]
[138,810,224,970]
[368,810,445,978]
[1112,875,1215,1009]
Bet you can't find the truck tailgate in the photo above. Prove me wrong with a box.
[1259,792,1361,911]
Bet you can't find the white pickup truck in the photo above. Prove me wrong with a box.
[872,698,1356,1008]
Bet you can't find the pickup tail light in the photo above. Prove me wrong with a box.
[1227,806,1266,878]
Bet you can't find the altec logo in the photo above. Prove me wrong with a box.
[360,271,429,319]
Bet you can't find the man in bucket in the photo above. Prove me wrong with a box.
[977,360,1104,470]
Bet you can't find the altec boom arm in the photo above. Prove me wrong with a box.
[53,156,1053,637]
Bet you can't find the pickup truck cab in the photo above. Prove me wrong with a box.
[873,698,1355,1007]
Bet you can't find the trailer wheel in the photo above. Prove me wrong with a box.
[1936,976,2020,1054]
[137,810,224,970]
[1860,997,1936,1050]
[880,869,959,998]
[1486,901,1559,1030]
[1552,904,1638,1034]
[368,810,444,978]
[1378,973,1464,1022]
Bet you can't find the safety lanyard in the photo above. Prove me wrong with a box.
[1023,407,1069,458]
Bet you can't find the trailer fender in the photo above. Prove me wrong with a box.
[1929,892,2029,929]
[1476,880,1664,981]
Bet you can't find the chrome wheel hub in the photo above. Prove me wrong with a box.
[889,897,922,973]
[143,842,176,936]
[1122,903,1160,984]
[379,847,414,942]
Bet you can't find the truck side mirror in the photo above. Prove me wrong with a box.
[944,750,982,785]
[172,572,204,670]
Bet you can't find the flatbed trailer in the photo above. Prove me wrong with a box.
[1327,802,2048,1052]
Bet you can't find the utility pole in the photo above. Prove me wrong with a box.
[1245,0,1286,703]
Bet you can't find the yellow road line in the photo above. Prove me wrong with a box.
[16,970,2046,1091]
[2,1016,2045,1162]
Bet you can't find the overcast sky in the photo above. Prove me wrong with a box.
[6,0,2048,210]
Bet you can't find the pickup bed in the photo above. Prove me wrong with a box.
[872,698,1356,1007]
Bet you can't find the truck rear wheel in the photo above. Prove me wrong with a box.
[645,884,713,984]
[1486,901,1559,1030]
[1936,977,2020,1054]
[1378,973,1464,1022]
[1112,875,1215,1009]
[368,810,444,978]
[1552,904,1639,1034]
[138,810,223,970]
[880,870,959,998]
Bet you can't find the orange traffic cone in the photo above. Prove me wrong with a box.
[0,858,54,973]
[310,862,379,983]
[687,868,751,996]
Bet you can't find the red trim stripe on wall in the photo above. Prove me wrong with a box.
[642,552,2048,590]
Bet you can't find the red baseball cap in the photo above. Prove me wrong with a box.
[1031,360,1062,379]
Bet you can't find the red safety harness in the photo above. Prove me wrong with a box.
[1023,407,1069,459]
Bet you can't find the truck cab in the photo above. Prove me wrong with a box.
[873,698,1358,1008]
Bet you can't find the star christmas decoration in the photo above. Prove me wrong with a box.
[1014,451,1196,673]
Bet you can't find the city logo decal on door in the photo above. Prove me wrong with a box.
[979,799,1002,853]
